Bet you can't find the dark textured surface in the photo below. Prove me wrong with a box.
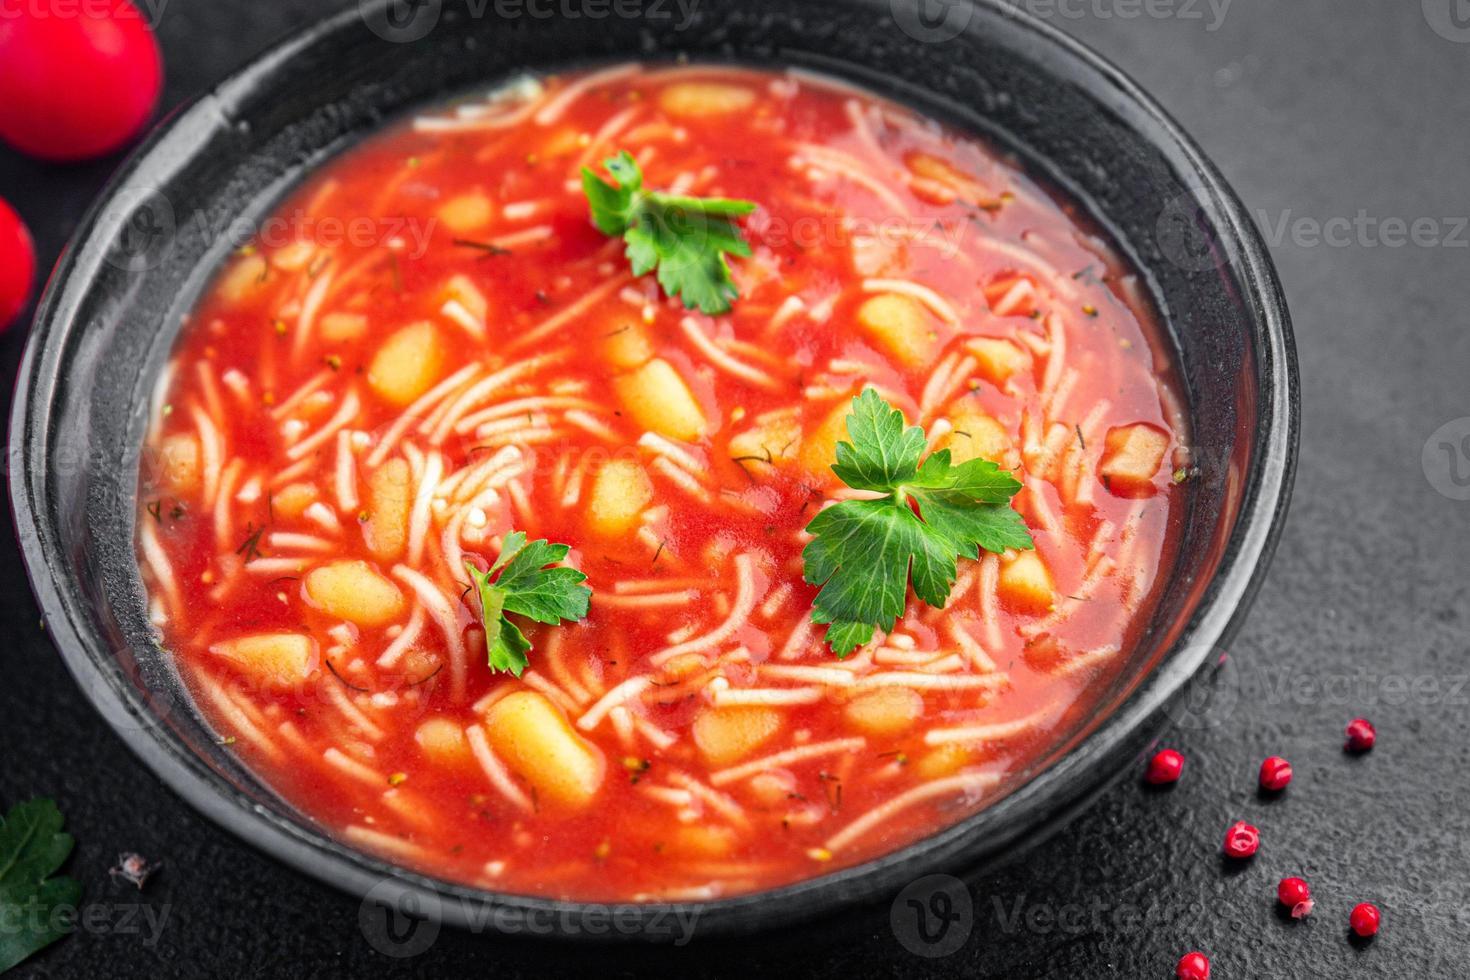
[0,1,1465,977]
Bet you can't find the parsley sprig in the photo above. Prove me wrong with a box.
[464,532,592,677]
[802,389,1035,656]
[0,799,82,973]
[581,151,756,315]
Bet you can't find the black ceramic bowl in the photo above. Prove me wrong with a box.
[9,0,1296,940]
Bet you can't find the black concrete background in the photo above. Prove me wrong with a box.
[2,1,1467,976]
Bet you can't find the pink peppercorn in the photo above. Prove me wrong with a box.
[1176,951,1210,980]
[1146,749,1185,785]
[1223,820,1260,859]
[1259,755,1293,791]
[1350,902,1381,938]
[1345,718,1376,752]
[1277,877,1313,918]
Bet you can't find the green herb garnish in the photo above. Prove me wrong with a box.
[581,150,756,315]
[464,531,592,677]
[0,799,82,973]
[802,389,1034,656]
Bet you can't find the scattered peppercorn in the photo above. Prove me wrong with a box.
[1176,951,1210,980]
[1277,877,1313,918]
[1349,902,1381,938]
[1345,717,1376,753]
[1259,755,1293,791]
[1145,748,1185,785]
[1223,820,1260,859]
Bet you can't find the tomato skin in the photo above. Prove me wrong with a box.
[0,1,163,161]
[0,197,37,330]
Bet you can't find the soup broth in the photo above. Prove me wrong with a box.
[136,63,1188,901]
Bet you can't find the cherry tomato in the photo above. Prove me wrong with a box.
[0,1,163,161]
[0,197,36,330]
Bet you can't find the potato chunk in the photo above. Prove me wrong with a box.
[998,551,1054,613]
[368,321,447,407]
[157,433,200,495]
[269,240,317,272]
[483,691,604,808]
[728,412,801,475]
[692,705,782,768]
[669,824,737,858]
[1099,423,1170,494]
[966,337,1030,385]
[319,311,368,343]
[914,743,973,780]
[436,192,494,234]
[798,402,853,481]
[855,293,937,368]
[273,482,319,520]
[905,151,997,207]
[845,688,924,737]
[215,253,269,307]
[363,459,411,561]
[586,458,654,536]
[415,717,472,767]
[209,633,316,689]
[304,560,405,627]
[937,409,1012,466]
[658,82,756,117]
[613,358,706,441]
[602,319,654,369]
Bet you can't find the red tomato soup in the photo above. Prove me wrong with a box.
[136,64,1189,901]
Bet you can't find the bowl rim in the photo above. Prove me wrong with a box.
[8,0,1298,940]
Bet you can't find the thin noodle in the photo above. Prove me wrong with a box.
[825,772,1000,852]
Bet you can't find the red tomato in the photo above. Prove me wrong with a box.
[0,197,36,329]
[0,1,163,161]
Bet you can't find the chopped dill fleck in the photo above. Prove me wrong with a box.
[234,523,265,561]
[324,658,370,693]
[452,238,512,257]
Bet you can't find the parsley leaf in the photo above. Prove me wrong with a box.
[581,151,757,315]
[464,531,591,677]
[0,798,82,973]
[803,389,1034,656]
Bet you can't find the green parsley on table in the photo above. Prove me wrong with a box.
[464,531,592,678]
[0,798,82,973]
[802,388,1035,656]
[581,150,757,315]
